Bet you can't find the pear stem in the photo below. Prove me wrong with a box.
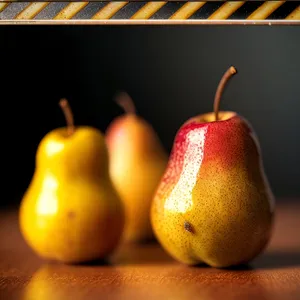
[214,66,237,121]
[116,92,136,115]
[59,98,75,136]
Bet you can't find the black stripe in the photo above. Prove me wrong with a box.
[111,2,145,19]
[230,1,264,20]
[267,2,300,19]
[150,2,185,19]
[34,2,69,19]
[189,2,223,19]
[73,2,107,19]
[0,3,28,19]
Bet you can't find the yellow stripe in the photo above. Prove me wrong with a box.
[15,2,50,20]
[0,3,9,13]
[131,2,166,19]
[286,5,300,20]
[208,1,245,20]
[53,2,89,20]
[247,1,285,20]
[170,2,206,20]
[92,2,128,20]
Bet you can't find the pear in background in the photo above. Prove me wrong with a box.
[151,67,275,268]
[106,92,168,243]
[20,99,124,263]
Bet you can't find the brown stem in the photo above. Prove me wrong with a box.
[214,66,237,121]
[115,92,136,115]
[59,98,75,136]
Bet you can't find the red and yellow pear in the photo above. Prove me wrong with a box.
[151,67,275,268]
[20,99,124,263]
[106,93,168,243]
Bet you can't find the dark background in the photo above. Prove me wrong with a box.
[0,25,299,208]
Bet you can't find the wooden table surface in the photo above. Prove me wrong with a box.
[1,201,300,300]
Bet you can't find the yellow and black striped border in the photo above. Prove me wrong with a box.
[0,1,300,23]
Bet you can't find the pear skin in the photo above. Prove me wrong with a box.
[20,99,124,263]
[106,93,168,243]
[151,67,275,268]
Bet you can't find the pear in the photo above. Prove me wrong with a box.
[106,92,168,243]
[20,99,124,264]
[151,67,275,268]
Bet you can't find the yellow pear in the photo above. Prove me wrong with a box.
[151,67,274,268]
[20,99,124,263]
[106,92,168,243]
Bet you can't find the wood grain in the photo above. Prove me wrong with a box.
[0,201,300,300]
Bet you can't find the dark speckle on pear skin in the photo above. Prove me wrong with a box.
[67,211,75,219]
[184,221,194,234]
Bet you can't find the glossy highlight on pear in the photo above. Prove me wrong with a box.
[151,66,275,268]
[106,92,168,243]
[19,99,124,264]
